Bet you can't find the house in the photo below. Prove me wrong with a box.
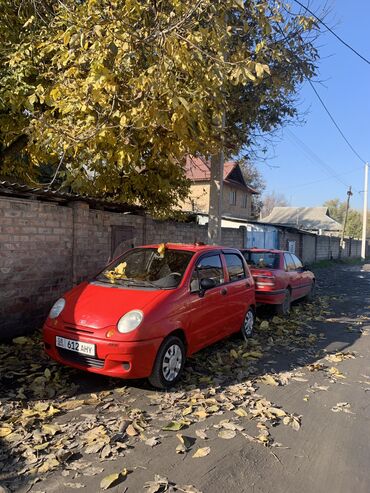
[182,155,258,220]
[261,206,342,234]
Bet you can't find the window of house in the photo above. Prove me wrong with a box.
[242,193,248,208]
[229,190,237,205]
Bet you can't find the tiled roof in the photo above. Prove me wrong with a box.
[185,156,258,194]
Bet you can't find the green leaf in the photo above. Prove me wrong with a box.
[162,420,187,432]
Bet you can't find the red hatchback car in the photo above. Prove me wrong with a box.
[240,248,315,315]
[43,243,255,388]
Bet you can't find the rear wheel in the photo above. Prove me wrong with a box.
[275,289,291,316]
[241,308,255,340]
[148,336,186,389]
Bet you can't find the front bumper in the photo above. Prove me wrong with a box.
[43,323,162,379]
[255,289,286,305]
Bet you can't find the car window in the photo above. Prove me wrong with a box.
[291,254,303,269]
[284,253,296,271]
[224,253,246,282]
[190,254,224,291]
[243,251,280,269]
[96,247,194,288]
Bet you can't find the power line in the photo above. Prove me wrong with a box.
[308,79,366,164]
[286,129,354,188]
[292,0,370,66]
[288,166,363,190]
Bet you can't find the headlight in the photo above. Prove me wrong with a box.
[117,310,144,333]
[49,298,65,319]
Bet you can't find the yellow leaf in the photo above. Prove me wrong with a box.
[234,408,248,417]
[12,336,30,345]
[192,446,210,458]
[162,420,187,431]
[100,473,120,490]
[0,427,13,438]
[230,349,238,359]
[42,423,60,436]
[259,375,279,386]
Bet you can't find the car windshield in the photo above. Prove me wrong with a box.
[96,247,194,289]
[243,251,280,269]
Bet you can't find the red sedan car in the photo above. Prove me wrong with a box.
[43,243,255,388]
[240,248,315,315]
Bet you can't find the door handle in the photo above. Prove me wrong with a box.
[245,280,252,287]
[220,288,228,295]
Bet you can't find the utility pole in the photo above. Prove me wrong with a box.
[341,186,353,248]
[207,12,228,245]
[361,163,368,259]
[208,145,225,245]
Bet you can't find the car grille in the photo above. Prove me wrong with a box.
[57,348,105,369]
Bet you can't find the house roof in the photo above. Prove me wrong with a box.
[185,156,258,194]
[261,206,342,231]
[0,180,144,214]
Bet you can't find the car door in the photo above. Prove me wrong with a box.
[283,253,301,301]
[291,254,312,297]
[187,253,230,351]
[222,251,254,335]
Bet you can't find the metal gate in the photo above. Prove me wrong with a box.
[245,227,278,249]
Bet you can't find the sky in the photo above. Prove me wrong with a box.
[258,0,370,210]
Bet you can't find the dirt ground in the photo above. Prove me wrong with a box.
[1,263,369,493]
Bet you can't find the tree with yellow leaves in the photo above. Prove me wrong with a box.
[0,0,318,215]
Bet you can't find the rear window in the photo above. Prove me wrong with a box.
[243,251,280,269]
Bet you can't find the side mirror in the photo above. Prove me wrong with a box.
[302,265,308,271]
[199,278,216,297]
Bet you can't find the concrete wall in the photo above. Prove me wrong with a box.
[0,196,243,339]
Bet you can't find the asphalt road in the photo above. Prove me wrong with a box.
[5,263,370,493]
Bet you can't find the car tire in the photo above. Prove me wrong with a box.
[241,308,255,340]
[275,289,291,316]
[148,335,186,389]
[304,281,315,302]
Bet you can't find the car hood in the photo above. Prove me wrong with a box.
[60,281,164,329]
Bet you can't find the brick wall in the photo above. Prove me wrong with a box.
[0,196,244,339]
[1,193,367,339]
[0,197,73,339]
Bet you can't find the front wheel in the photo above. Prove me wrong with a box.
[275,289,291,316]
[242,308,255,340]
[148,336,186,389]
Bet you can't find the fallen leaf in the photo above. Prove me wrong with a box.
[218,429,236,439]
[234,408,248,417]
[126,424,138,437]
[145,436,161,447]
[100,469,127,490]
[192,447,210,458]
[162,421,187,431]
[144,475,169,493]
[259,375,279,386]
[195,429,208,440]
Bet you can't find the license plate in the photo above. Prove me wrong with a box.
[56,336,96,356]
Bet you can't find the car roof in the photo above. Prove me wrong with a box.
[241,248,283,254]
[138,243,241,253]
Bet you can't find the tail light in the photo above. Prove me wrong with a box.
[253,271,276,288]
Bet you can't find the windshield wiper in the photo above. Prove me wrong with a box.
[114,278,161,289]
